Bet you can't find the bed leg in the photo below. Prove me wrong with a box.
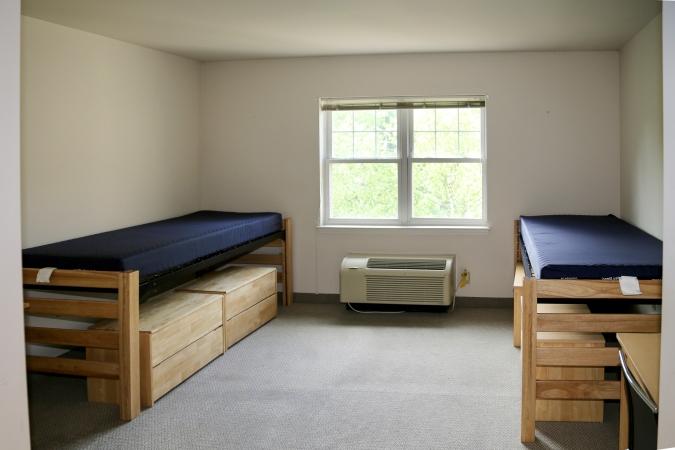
[521,278,537,443]
[282,218,293,306]
[117,271,140,421]
[513,286,522,348]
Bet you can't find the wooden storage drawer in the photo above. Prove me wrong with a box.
[179,266,276,319]
[178,265,277,350]
[227,293,277,348]
[150,327,223,402]
[87,290,223,408]
[145,295,222,366]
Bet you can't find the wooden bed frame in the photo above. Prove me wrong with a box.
[512,220,662,447]
[23,217,293,421]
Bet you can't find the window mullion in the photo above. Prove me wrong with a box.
[406,109,414,225]
[322,112,332,224]
[398,109,409,225]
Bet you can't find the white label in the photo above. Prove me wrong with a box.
[36,267,57,283]
[619,276,642,296]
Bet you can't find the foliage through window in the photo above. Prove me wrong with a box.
[321,97,487,226]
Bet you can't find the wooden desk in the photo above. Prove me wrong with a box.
[617,333,661,406]
[617,333,660,450]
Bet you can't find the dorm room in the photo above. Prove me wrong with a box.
[2,1,675,449]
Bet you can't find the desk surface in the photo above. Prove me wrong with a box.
[617,332,661,405]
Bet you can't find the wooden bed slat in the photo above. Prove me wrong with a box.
[537,313,661,333]
[536,380,621,400]
[535,279,662,299]
[536,347,619,367]
[23,268,120,289]
[25,327,119,349]
[27,356,120,379]
[265,239,283,248]
[24,298,118,319]
[235,254,283,265]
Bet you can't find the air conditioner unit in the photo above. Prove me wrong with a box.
[340,254,455,306]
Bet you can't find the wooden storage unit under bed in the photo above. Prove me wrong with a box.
[512,218,662,448]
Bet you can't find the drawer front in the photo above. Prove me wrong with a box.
[225,271,276,320]
[152,327,223,402]
[150,298,222,366]
[226,294,277,348]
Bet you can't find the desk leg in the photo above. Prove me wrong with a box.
[619,373,629,450]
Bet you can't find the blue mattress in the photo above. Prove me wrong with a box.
[23,211,282,282]
[520,215,662,279]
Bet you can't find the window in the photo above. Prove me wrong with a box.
[320,97,487,226]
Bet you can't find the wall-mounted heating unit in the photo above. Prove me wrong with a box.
[340,255,455,306]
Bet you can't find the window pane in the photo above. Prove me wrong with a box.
[332,132,353,158]
[413,132,435,157]
[414,109,435,131]
[459,131,481,157]
[332,111,353,131]
[436,109,458,131]
[376,110,397,131]
[459,107,481,131]
[412,163,482,219]
[330,163,398,219]
[377,131,397,158]
[354,110,376,131]
[354,132,376,158]
[436,132,459,157]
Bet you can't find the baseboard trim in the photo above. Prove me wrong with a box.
[293,293,339,304]
[293,293,511,308]
[454,297,511,308]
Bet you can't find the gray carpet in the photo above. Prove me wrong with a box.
[28,303,619,449]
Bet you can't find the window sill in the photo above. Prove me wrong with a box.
[316,224,490,235]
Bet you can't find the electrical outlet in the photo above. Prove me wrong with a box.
[459,269,470,288]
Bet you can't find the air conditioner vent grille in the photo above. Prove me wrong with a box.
[366,258,447,270]
[365,275,446,303]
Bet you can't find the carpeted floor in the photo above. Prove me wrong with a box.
[28,303,620,449]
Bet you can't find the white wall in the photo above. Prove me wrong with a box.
[200,52,621,297]
[0,1,31,448]
[21,17,201,247]
[659,4,675,448]
[620,15,663,238]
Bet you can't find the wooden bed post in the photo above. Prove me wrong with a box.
[117,271,140,420]
[521,277,537,443]
[282,218,293,306]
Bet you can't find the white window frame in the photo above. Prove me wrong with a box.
[320,99,487,227]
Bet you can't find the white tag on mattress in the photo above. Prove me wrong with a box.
[619,276,641,296]
[36,267,57,283]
